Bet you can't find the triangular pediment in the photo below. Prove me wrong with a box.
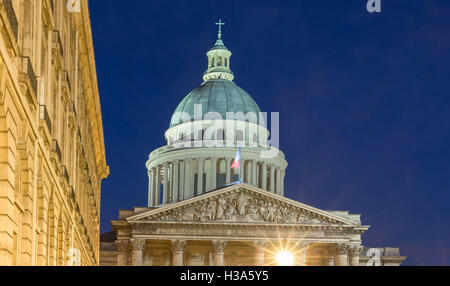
[127,184,359,226]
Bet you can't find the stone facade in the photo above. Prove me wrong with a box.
[100,22,406,267]
[0,0,108,266]
[102,184,406,266]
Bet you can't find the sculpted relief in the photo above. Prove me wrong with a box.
[151,190,339,225]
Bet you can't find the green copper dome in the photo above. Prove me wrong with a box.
[170,20,263,128]
[170,79,262,128]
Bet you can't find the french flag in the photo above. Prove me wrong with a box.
[230,148,241,169]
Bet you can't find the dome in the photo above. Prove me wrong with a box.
[170,79,262,128]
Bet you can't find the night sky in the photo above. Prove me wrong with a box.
[88,0,450,266]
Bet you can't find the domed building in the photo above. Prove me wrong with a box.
[100,22,406,267]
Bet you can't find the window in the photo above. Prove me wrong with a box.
[236,131,244,141]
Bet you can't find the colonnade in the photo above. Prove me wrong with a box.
[147,156,286,207]
[115,240,362,266]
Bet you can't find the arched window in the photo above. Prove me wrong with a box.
[211,57,215,67]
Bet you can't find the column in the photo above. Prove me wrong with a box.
[155,165,161,205]
[148,168,155,207]
[252,160,257,186]
[212,240,227,266]
[281,170,285,196]
[171,240,186,266]
[240,160,245,182]
[173,160,179,202]
[211,157,218,190]
[334,244,349,266]
[253,241,268,266]
[262,162,267,191]
[205,159,212,191]
[115,240,129,266]
[148,169,155,207]
[327,256,335,266]
[297,242,310,266]
[275,168,281,195]
[269,165,275,193]
[130,239,145,266]
[179,161,185,200]
[197,158,204,195]
[163,162,169,204]
[184,159,192,199]
[349,245,363,266]
[226,158,231,184]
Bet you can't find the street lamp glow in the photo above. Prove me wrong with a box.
[276,251,294,266]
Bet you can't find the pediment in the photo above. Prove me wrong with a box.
[127,184,359,226]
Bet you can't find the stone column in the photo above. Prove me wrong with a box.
[148,168,155,207]
[212,240,227,266]
[241,160,246,182]
[327,256,335,266]
[275,168,281,195]
[171,240,186,266]
[173,160,180,202]
[179,160,185,200]
[211,157,218,190]
[297,243,310,266]
[163,162,169,204]
[262,162,267,191]
[349,245,363,266]
[252,160,257,186]
[197,158,204,195]
[184,159,192,199]
[269,165,275,193]
[155,165,161,205]
[334,244,349,266]
[281,170,285,196]
[130,239,146,266]
[253,241,268,266]
[115,240,129,266]
[226,158,231,184]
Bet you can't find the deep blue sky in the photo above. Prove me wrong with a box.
[89,0,450,266]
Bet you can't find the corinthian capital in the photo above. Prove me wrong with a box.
[130,239,146,252]
[334,243,350,255]
[115,240,130,253]
[348,245,364,257]
[171,240,187,253]
[212,240,228,253]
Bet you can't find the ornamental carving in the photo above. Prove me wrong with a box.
[212,240,228,253]
[171,240,187,253]
[130,239,146,252]
[348,245,364,257]
[152,190,338,225]
[333,243,350,255]
[115,240,130,252]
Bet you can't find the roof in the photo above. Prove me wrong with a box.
[170,79,262,128]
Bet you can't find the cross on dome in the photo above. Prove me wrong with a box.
[215,19,225,39]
